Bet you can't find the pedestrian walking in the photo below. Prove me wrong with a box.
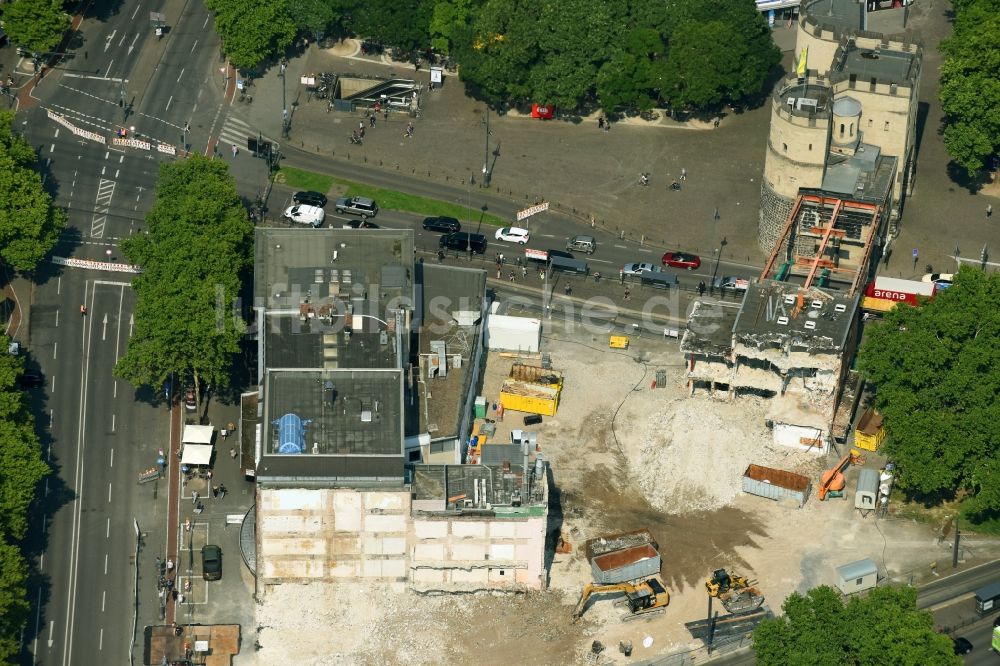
[680,168,687,181]
[521,266,527,278]
[212,485,219,498]
[192,490,199,505]
[359,121,364,131]
[166,558,174,572]
[713,117,720,128]
[564,284,572,296]
[437,249,445,263]
[713,207,720,220]
[370,115,376,128]
[219,484,227,499]
[509,271,515,282]
[988,204,993,220]
[229,446,236,459]
[619,270,625,285]
[496,267,501,279]
[698,281,706,296]
[624,286,631,301]
[499,253,505,265]
[597,116,604,130]
[231,144,238,157]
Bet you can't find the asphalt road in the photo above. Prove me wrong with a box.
[956,617,998,664]
[19,0,224,661]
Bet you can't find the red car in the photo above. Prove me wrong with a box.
[661,252,701,270]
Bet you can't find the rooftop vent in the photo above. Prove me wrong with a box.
[777,316,790,326]
[811,300,823,309]
[804,321,817,330]
[834,304,847,313]
[783,294,796,305]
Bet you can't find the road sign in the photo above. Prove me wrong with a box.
[517,202,549,221]
[912,248,918,258]
[525,248,548,261]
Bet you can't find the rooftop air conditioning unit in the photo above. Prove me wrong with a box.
[834,304,847,313]
[804,321,817,330]
[811,300,823,309]
[777,316,790,326]
[784,294,796,305]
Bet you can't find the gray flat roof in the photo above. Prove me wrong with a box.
[734,280,857,354]
[263,368,403,456]
[819,146,897,205]
[412,462,545,508]
[680,300,741,356]
[804,0,863,34]
[836,558,877,580]
[837,45,916,85]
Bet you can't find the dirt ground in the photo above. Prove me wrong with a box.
[252,323,1000,666]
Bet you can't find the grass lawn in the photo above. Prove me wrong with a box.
[276,167,507,226]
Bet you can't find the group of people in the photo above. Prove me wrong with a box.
[639,168,686,189]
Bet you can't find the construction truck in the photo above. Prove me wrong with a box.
[705,569,765,614]
[572,577,669,623]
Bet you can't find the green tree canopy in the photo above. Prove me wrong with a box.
[939,0,1000,177]
[857,268,1000,516]
[753,585,958,665]
[206,0,297,70]
[115,155,253,411]
[286,0,336,39]
[0,0,71,54]
[353,0,433,55]
[0,334,49,663]
[0,111,66,272]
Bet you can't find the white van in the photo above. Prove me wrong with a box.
[283,204,325,227]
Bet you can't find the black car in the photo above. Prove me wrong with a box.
[16,373,43,388]
[344,219,379,229]
[952,637,972,655]
[202,545,222,581]
[422,216,461,233]
[439,232,487,254]
[293,191,328,207]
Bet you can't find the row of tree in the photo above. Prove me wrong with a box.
[114,156,253,415]
[205,0,780,114]
[857,268,1000,518]
[939,0,1000,178]
[0,111,65,273]
[0,339,50,662]
[753,585,959,665]
[0,0,70,56]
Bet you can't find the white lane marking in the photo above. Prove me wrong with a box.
[48,620,54,649]
[106,517,110,538]
[590,258,612,264]
[190,40,198,53]
[614,244,627,249]
[61,73,127,82]
[50,144,55,153]
[130,4,140,19]
[127,33,138,56]
[55,309,59,328]
[176,68,185,84]
[165,95,173,111]
[62,279,93,666]
[103,59,114,76]
[98,628,102,651]
[53,342,57,360]
[108,483,111,503]
[109,448,113,468]
[54,129,60,139]
[111,414,115,432]
[57,276,61,295]
[638,248,652,253]
[104,554,108,575]
[101,591,105,613]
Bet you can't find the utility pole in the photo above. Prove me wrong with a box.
[952,517,960,568]
[279,59,289,138]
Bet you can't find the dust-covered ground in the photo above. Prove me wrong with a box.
[252,328,999,666]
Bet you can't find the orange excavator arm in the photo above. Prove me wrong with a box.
[818,453,852,500]
[572,582,636,622]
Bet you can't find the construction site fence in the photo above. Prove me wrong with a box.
[634,634,754,666]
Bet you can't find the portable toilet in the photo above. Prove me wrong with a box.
[835,558,878,595]
[855,468,879,513]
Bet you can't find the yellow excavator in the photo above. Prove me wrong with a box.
[705,569,764,614]
[571,577,669,623]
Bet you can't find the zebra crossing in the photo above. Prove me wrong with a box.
[217,115,255,153]
[90,178,116,239]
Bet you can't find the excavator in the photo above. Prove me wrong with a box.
[705,569,765,614]
[818,449,866,501]
[571,577,669,623]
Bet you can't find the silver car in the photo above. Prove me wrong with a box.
[621,262,659,276]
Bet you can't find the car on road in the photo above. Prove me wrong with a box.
[661,252,701,270]
[922,272,954,289]
[335,196,379,219]
[621,262,659,276]
[952,637,972,655]
[292,191,328,207]
[713,276,750,291]
[422,216,461,233]
[283,204,325,227]
[566,235,596,254]
[16,372,43,388]
[343,220,379,229]
[494,226,530,244]
[440,232,487,254]
[202,545,222,580]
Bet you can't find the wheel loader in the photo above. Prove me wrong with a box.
[705,569,764,614]
[571,576,669,623]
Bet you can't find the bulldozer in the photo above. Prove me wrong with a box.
[571,577,669,623]
[705,569,764,614]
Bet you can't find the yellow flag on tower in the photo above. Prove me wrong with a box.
[796,46,809,78]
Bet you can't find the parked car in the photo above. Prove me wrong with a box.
[334,196,378,218]
[292,191,328,207]
[952,637,972,655]
[661,251,701,270]
[921,272,953,289]
[283,204,325,227]
[16,372,43,388]
[201,545,222,581]
[439,232,487,254]
[343,220,379,229]
[713,276,750,291]
[566,235,596,254]
[494,226,530,244]
[621,262,659,277]
[422,216,461,233]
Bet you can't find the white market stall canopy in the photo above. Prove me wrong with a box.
[181,444,213,466]
[183,424,214,444]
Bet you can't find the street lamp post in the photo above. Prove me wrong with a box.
[482,107,491,187]
[279,60,289,138]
